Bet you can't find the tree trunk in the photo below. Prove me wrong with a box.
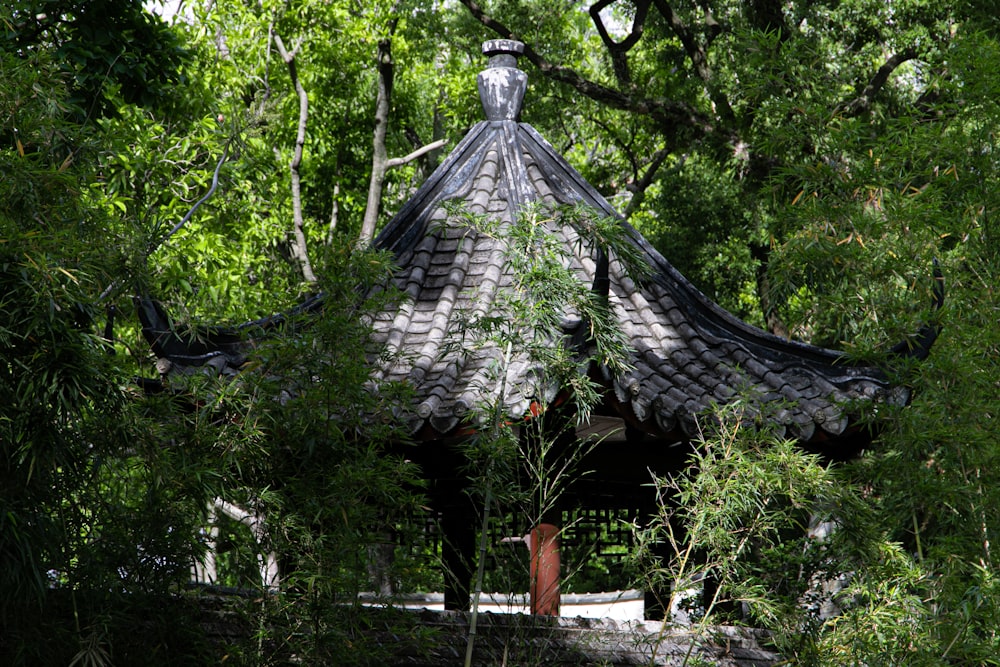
[359,38,394,247]
[273,32,317,283]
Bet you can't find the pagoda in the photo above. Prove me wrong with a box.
[139,39,939,617]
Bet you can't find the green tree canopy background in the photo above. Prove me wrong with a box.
[2,0,1000,664]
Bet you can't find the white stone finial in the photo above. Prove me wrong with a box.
[478,40,527,121]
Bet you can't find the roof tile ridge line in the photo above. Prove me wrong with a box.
[612,208,865,372]
[446,236,512,424]
[513,121,626,336]
[517,123,618,216]
[610,205,910,378]
[374,121,494,252]
[410,230,477,396]
[498,121,535,213]
[662,247,893,373]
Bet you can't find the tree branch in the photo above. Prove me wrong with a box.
[99,138,232,303]
[274,31,317,283]
[840,49,918,117]
[155,141,231,253]
[385,138,448,169]
[359,37,396,247]
[589,0,651,87]
[326,182,340,243]
[623,147,672,219]
[212,498,280,589]
[651,0,735,124]
[359,3,436,247]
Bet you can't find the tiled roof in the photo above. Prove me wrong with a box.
[140,40,936,448]
[364,39,935,444]
[367,115,907,444]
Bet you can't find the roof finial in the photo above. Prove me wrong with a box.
[478,39,527,122]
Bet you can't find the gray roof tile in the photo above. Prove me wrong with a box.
[363,107,913,449]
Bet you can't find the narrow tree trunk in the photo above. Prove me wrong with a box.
[358,14,447,247]
[359,38,395,247]
[273,32,317,283]
[326,182,340,243]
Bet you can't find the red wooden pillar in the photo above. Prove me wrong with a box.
[529,523,560,616]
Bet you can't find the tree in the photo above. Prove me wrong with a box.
[172,0,475,259]
[2,3,442,661]
[3,1,187,119]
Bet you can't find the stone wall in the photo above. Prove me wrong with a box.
[376,609,781,667]
[197,593,780,666]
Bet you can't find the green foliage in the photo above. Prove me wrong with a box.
[3,1,189,119]
[6,3,470,662]
[6,0,1000,663]
[447,202,644,421]
[179,0,480,246]
[632,402,950,665]
[470,0,986,344]
[620,26,1000,663]
[196,240,429,664]
[0,48,223,665]
[442,202,646,662]
[635,154,765,321]
[743,29,1000,662]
